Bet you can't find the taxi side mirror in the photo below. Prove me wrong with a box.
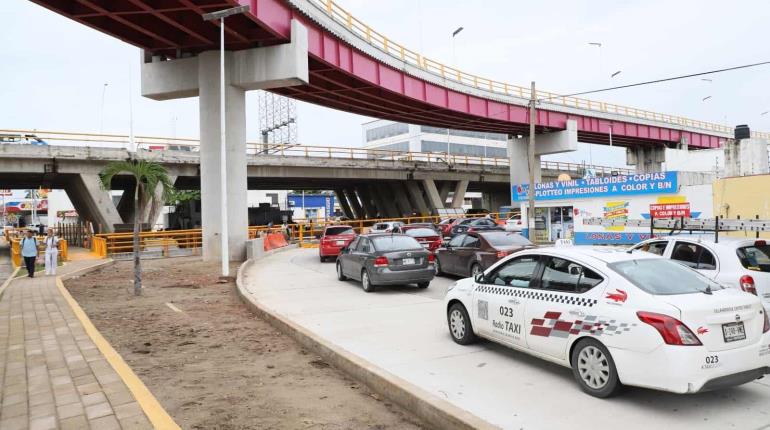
[474,272,485,283]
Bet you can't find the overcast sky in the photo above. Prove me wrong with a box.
[2,0,769,167]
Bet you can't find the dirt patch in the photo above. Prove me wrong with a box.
[65,257,425,430]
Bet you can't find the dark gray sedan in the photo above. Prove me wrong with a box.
[336,234,435,292]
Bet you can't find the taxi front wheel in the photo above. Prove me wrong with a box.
[447,303,477,345]
[570,338,622,398]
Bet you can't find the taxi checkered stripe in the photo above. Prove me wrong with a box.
[475,285,598,307]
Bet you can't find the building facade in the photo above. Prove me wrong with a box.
[362,120,508,158]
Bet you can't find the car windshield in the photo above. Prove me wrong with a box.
[325,227,354,236]
[459,219,475,225]
[481,232,532,246]
[373,224,390,230]
[736,244,770,272]
[608,259,724,295]
[404,228,437,237]
[371,235,423,251]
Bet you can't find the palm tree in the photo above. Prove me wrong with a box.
[99,160,174,296]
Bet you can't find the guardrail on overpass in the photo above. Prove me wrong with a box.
[0,129,634,176]
[312,0,768,140]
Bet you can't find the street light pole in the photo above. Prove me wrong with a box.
[203,5,250,278]
[528,82,537,242]
[451,26,463,67]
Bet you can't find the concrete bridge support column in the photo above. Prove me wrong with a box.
[451,180,469,209]
[405,181,430,216]
[344,189,364,220]
[116,184,136,223]
[421,179,445,213]
[66,174,124,233]
[392,183,414,217]
[438,181,452,206]
[356,186,378,218]
[377,184,400,218]
[198,52,248,261]
[334,189,354,219]
[627,146,664,173]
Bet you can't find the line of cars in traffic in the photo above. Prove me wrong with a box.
[316,217,770,398]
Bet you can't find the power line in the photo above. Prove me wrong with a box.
[552,60,770,99]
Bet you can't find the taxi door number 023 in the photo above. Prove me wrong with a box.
[499,306,515,318]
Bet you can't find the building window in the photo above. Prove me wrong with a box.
[365,123,409,142]
[371,141,410,152]
[420,125,506,141]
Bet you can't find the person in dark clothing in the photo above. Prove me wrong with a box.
[20,230,39,278]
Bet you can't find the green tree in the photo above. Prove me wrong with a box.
[99,160,174,296]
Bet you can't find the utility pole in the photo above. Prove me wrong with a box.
[528,81,537,242]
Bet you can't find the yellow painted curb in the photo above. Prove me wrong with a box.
[0,266,21,298]
[56,277,180,430]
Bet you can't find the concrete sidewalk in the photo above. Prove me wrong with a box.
[243,248,770,430]
[0,261,158,430]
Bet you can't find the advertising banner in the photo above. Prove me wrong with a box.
[649,202,691,218]
[512,171,677,202]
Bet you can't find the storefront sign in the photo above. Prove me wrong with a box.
[512,171,677,202]
[649,202,690,218]
[574,232,660,245]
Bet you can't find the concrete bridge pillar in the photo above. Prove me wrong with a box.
[421,179,445,213]
[141,19,309,262]
[198,51,248,261]
[392,182,414,217]
[405,181,430,216]
[66,174,123,233]
[356,186,378,218]
[438,181,452,206]
[344,189,364,220]
[376,184,400,218]
[627,146,664,173]
[451,180,469,209]
[334,189,354,219]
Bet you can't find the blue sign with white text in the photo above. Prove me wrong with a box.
[512,171,677,202]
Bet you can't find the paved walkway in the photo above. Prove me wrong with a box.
[0,261,154,430]
[243,248,770,430]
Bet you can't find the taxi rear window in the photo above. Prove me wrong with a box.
[608,259,723,295]
[736,245,770,272]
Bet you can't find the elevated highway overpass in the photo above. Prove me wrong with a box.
[0,141,629,233]
[28,0,759,261]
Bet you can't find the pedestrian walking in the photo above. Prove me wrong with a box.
[44,228,60,276]
[20,230,38,278]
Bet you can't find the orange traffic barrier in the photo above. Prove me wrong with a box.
[264,233,289,251]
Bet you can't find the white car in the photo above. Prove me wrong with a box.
[504,215,524,232]
[444,247,770,397]
[630,236,770,307]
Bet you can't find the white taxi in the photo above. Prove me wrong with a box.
[630,236,770,307]
[444,247,770,397]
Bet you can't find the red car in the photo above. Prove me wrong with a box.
[400,226,442,252]
[319,225,357,262]
[438,218,458,237]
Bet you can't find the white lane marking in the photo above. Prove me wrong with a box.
[165,302,183,313]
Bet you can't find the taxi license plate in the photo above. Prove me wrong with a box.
[336,240,345,246]
[722,322,746,343]
[402,258,415,265]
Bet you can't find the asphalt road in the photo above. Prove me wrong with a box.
[243,248,770,430]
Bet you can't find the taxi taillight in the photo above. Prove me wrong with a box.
[740,275,757,296]
[637,311,702,346]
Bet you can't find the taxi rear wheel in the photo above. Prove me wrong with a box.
[447,303,477,345]
[570,338,622,398]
